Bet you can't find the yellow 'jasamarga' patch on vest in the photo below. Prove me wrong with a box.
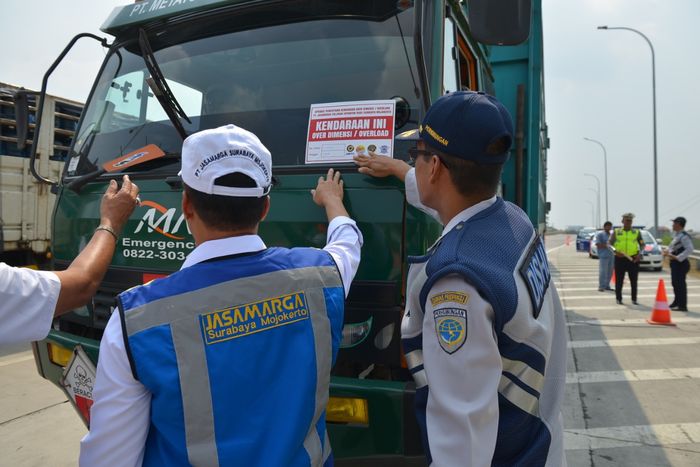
[200,291,309,345]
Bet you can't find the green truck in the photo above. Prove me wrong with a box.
[22,0,547,463]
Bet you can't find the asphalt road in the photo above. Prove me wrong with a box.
[0,343,85,466]
[549,235,700,466]
[2,234,700,466]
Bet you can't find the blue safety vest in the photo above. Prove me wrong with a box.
[119,247,344,467]
[402,198,567,466]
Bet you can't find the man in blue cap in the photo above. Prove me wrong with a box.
[665,216,694,311]
[355,91,566,466]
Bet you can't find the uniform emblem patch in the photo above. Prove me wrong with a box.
[430,291,469,307]
[434,308,467,354]
[519,236,551,319]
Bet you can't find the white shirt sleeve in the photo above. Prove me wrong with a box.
[323,216,363,297]
[423,274,501,467]
[79,311,151,467]
[677,233,694,262]
[404,168,441,222]
[0,263,60,346]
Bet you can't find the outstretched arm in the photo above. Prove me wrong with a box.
[53,175,139,316]
[353,152,412,181]
[354,152,440,222]
[312,169,363,298]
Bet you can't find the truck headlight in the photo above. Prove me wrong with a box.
[47,343,73,367]
[340,317,372,348]
[326,396,369,424]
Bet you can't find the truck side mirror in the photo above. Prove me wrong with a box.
[468,0,532,46]
[14,91,29,151]
[392,96,411,130]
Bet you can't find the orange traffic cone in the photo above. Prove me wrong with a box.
[647,279,676,326]
[565,235,571,246]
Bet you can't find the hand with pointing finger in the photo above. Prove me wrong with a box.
[100,175,140,235]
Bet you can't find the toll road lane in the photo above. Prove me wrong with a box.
[546,237,700,466]
[0,347,85,466]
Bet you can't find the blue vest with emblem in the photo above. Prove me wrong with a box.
[119,247,345,467]
[403,198,562,466]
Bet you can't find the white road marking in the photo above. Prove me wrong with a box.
[558,285,700,292]
[560,293,700,300]
[565,305,646,311]
[546,244,568,254]
[565,423,700,451]
[566,367,700,384]
[0,354,34,367]
[568,317,700,326]
[554,274,671,279]
[569,337,700,349]
[554,281,676,292]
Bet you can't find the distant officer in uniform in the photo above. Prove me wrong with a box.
[610,213,644,305]
[354,91,566,466]
[665,216,693,311]
[80,124,363,466]
[0,176,139,346]
[595,221,614,292]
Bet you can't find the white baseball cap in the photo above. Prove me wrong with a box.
[179,124,272,197]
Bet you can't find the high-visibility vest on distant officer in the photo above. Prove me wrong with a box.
[613,228,642,256]
[119,247,344,467]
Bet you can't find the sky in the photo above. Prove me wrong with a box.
[542,0,700,231]
[4,0,699,231]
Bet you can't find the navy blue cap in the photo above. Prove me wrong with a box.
[397,91,514,164]
[672,216,687,226]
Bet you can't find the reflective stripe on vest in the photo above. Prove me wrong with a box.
[123,264,342,466]
[614,228,640,256]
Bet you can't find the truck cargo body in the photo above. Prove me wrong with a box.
[0,87,82,265]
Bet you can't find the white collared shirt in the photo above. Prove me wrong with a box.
[80,216,362,466]
[405,167,497,234]
[0,263,61,346]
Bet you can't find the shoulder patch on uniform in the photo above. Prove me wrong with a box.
[434,308,467,354]
[430,291,469,307]
[518,237,551,319]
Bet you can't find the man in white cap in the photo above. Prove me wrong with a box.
[80,124,363,467]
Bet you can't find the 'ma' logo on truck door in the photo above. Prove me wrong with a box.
[134,200,190,240]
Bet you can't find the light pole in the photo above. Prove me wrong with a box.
[584,201,595,227]
[597,25,658,236]
[584,173,601,226]
[583,137,608,221]
[587,188,599,227]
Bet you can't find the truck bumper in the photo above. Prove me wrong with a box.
[328,376,424,462]
[33,333,425,464]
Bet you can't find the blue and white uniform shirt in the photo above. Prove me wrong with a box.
[401,192,567,467]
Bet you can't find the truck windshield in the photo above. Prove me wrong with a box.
[67,9,419,177]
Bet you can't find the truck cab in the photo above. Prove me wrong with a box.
[29,0,546,463]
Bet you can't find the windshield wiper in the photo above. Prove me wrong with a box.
[138,29,191,140]
[66,151,180,193]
